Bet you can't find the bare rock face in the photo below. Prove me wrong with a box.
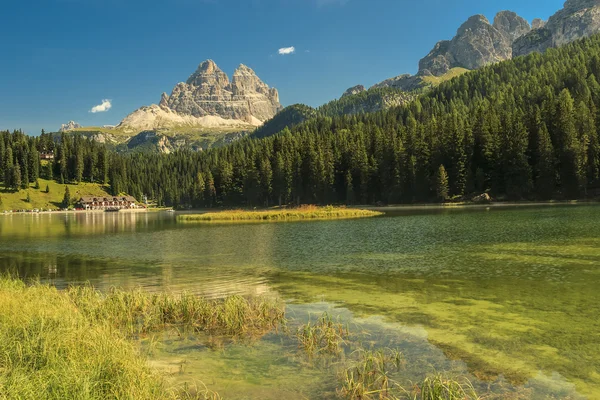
[514,0,600,57]
[419,12,530,76]
[493,11,532,41]
[162,60,282,124]
[532,18,547,29]
[341,85,366,98]
[59,121,81,132]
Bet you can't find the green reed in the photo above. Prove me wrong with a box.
[296,312,350,356]
[338,348,479,400]
[179,205,383,222]
[67,285,286,336]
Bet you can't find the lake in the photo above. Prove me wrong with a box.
[0,205,599,399]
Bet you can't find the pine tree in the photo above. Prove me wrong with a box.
[46,184,50,194]
[62,186,71,209]
[345,170,355,205]
[534,123,556,199]
[555,89,581,198]
[26,191,31,203]
[12,164,21,192]
[435,165,449,202]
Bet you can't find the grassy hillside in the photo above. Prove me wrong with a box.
[0,179,112,211]
[421,67,470,86]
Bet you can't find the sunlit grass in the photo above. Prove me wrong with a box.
[67,285,286,337]
[179,205,383,222]
[0,276,287,399]
[0,178,111,211]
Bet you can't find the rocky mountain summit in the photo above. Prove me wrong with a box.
[341,85,366,98]
[157,60,281,125]
[374,11,532,91]
[59,121,81,132]
[419,11,530,76]
[375,1,600,92]
[118,59,281,133]
[514,0,600,57]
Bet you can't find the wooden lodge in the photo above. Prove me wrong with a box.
[78,196,138,211]
[40,152,55,160]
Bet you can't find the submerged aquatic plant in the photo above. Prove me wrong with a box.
[409,375,480,400]
[297,312,349,356]
[338,348,478,400]
[338,349,405,400]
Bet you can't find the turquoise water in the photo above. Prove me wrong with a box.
[0,205,599,398]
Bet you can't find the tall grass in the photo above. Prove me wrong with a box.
[67,286,286,336]
[0,277,170,399]
[0,276,286,399]
[297,313,349,356]
[179,205,383,222]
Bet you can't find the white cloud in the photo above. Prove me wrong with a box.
[90,99,112,113]
[278,46,296,55]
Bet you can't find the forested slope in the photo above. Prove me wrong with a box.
[106,34,600,207]
[6,34,600,209]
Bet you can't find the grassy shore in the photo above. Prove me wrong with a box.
[0,276,284,399]
[179,205,383,222]
[0,178,112,212]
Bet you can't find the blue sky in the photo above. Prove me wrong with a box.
[0,0,565,134]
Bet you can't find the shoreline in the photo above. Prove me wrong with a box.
[0,208,150,216]
[361,199,600,211]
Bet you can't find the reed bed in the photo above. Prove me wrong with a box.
[297,313,349,356]
[0,277,185,399]
[67,286,286,336]
[0,276,286,399]
[179,205,383,222]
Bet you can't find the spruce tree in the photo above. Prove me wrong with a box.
[534,123,556,199]
[435,165,449,202]
[12,164,21,192]
[62,186,71,209]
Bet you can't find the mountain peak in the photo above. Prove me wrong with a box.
[493,10,531,41]
[186,59,228,86]
[198,59,220,72]
[514,0,600,57]
[160,60,281,123]
[234,64,257,76]
[564,0,600,12]
[419,12,519,76]
[59,121,81,132]
[341,85,366,98]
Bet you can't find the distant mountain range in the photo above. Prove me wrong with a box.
[349,0,600,92]
[60,0,600,152]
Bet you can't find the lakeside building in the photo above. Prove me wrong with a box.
[78,196,139,211]
[40,152,55,160]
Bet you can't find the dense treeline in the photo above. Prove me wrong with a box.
[6,34,600,208]
[112,34,600,207]
[0,130,110,190]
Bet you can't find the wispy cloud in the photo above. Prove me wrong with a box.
[90,99,112,113]
[278,46,296,55]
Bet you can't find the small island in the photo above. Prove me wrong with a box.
[178,206,383,222]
